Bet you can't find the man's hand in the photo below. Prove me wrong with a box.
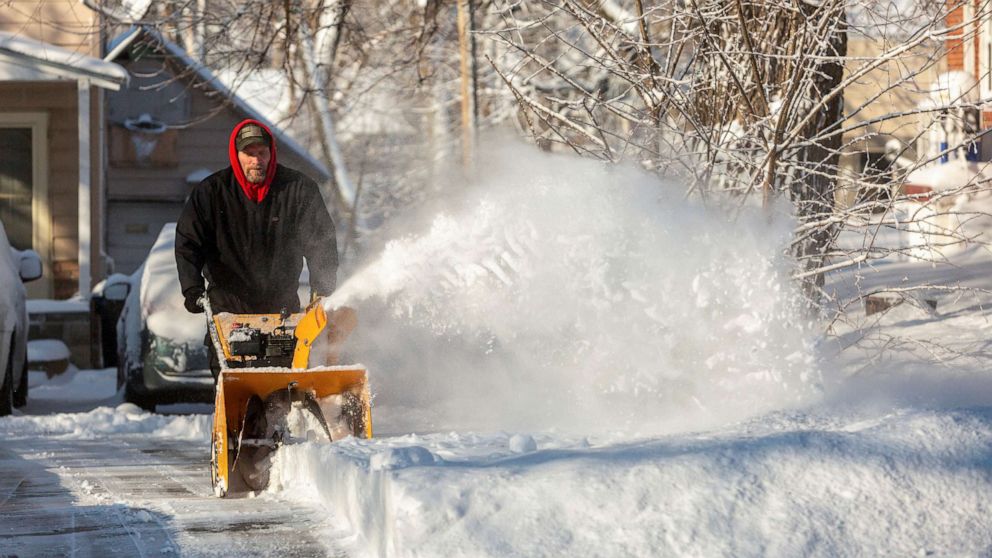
[184,287,205,314]
[310,291,327,304]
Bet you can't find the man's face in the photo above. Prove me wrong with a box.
[238,143,270,184]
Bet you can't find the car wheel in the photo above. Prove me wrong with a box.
[124,379,156,412]
[116,360,125,392]
[13,353,27,408]
[0,341,13,417]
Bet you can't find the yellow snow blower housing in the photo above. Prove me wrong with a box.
[205,299,372,497]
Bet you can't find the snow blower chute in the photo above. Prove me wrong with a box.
[203,296,372,497]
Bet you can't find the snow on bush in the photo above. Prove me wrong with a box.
[329,141,819,434]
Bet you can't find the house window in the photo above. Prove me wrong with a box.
[0,113,49,261]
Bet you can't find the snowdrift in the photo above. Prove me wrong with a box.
[271,408,992,557]
[0,403,210,441]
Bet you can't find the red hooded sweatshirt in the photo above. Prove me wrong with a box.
[228,119,278,203]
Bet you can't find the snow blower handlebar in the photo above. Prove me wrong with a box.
[200,293,230,370]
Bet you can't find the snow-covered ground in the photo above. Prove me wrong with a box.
[271,408,992,557]
[1,370,347,556]
[2,366,210,441]
[3,144,992,556]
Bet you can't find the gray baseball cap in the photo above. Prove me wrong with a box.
[235,124,271,151]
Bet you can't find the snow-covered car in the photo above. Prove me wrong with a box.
[0,220,42,415]
[116,223,213,410]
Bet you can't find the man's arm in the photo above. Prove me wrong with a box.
[303,185,339,298]
[175,186,211,312]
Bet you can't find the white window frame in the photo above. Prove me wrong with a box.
[965,2,977,77]
[0,112,51,297]
[981,7,992,106]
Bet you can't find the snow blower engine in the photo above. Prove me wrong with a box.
[202,297,372,497]
[224,310,297,367]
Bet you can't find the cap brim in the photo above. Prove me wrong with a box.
[237,138,270,151]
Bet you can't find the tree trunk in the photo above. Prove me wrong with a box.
[789,5,847,312]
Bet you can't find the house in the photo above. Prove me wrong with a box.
[0,3,130,366]
[836,35,948,207]
[869,3,992,167]
[0,6,126,301]
[102,25,333,274]
[946,2,992,129]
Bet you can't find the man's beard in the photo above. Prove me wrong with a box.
[245,167,265,183]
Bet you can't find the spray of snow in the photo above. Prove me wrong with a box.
[280,401,332,443]
[327,141,819,435]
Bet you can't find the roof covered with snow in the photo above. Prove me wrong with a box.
[0,31,128,90]
[105,26,331,181]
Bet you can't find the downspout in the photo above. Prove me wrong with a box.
[78,79,91,299]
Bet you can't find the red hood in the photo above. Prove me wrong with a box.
[229,119,278,203]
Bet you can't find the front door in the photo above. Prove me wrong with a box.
[0,113,50,298]
[0,127,33,250]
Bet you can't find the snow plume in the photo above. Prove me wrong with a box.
[331,141,819,435]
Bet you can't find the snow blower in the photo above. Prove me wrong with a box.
[203,296,372,497]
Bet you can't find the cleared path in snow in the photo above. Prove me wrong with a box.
[0,369,350,557]
[0,436,348,557]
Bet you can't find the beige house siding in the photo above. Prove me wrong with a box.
[0,2,107,298]
[0,80,104,298]
[0,0,99,54]
[842,37,946,151]
[837,37,946,207]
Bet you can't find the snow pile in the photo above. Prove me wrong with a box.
[330,142,818,434]
[27,339,71,363]
[271,408,992,557]
[23,368,119,417]
[0,403,210,441]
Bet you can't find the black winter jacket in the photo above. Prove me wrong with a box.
[174,165,338,314]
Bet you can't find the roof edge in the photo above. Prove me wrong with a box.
[104,26,331,181]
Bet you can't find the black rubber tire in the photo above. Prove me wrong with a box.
[0,342,13,417]
[124,381,156,412]
[13,354,28,408]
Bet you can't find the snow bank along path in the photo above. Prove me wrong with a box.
[270,409,992,557]
[1,402,210,441]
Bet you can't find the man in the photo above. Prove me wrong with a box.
[175,119,338,378]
